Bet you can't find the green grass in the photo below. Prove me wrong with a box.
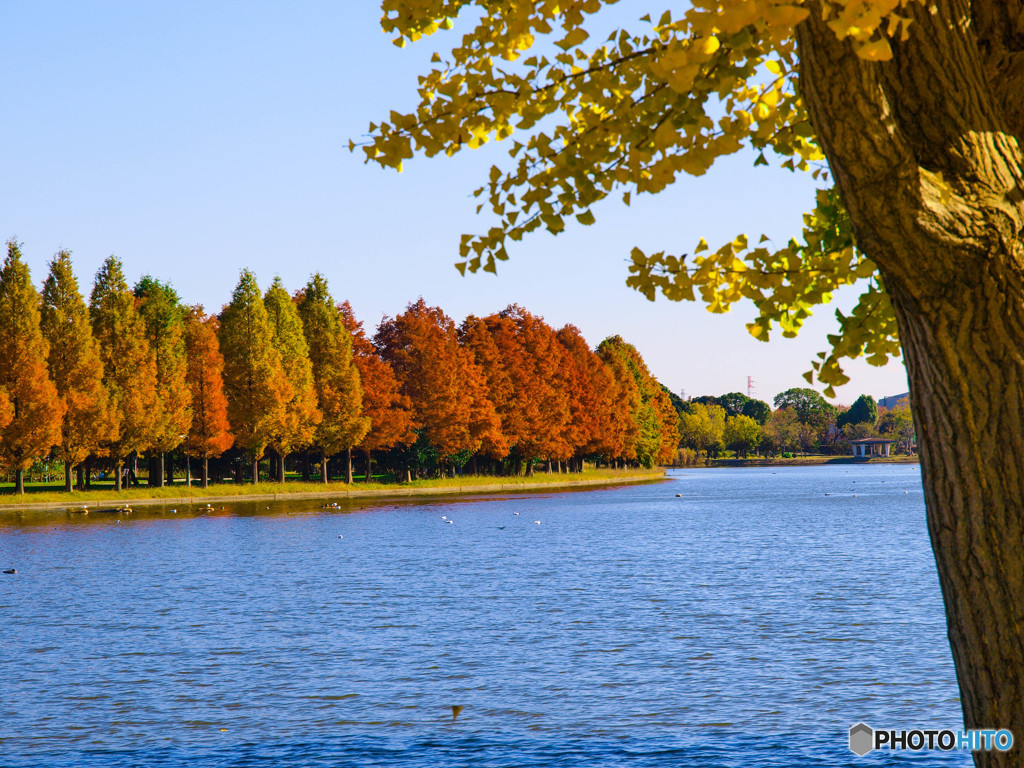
[0,467,664,506]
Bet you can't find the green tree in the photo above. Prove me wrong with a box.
[716,392,750,417]
[678,402,726,461]
[724,414,761,457]
[369,1,1024,738]
[218,270,289,484]
[90,256,159,490]
[41,250,116,492]
[0,241,63,493]
[135,276,192,487]
[264,277,321,482]
[296,275,369,484]
[837,393,879,429]
[761,408,799,456]
[741,398,772,425]
[773,388,837,430]
[877,403,915,455]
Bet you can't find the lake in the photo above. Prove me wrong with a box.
[0,464,969,767]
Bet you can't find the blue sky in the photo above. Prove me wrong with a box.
[0,1,909,404]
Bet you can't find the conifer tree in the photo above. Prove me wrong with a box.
[597,336,677,468]
[0,241,63,493]
[219,270,288,484]
[264,277,321,483]
[90,255,160,490]
[555,324,618,471]
[340,302,417,483]
[183,307,233,487]
[0,388,11,434]
[376,298,499,475]
[297,276,368,484]
[135,276,192,487]
[40,250,115,492]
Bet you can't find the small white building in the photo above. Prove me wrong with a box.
[851,437,895,457]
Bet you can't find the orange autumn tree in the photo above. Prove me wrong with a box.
[339,301,416,483]
[219,270,289,484]
[375,298,501,476]
[183,307,233,488]
[296,275,368,484]
[0,388,11,434]
[555,324,619,471]
[264,277,321,483]
[461,306,567,474]
[135,277,192,487]
[0,241,63,494]
[598,335,678,468]
[40,250,116,492]
[90,255,160,491]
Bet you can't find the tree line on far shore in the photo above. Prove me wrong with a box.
[670,388,915,463]
[0,241,680,494]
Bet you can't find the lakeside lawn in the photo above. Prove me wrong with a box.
[0,467,664,506]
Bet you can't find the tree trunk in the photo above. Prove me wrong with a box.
[76,464,84,490]
[15,469,24,494]
[165,452,173,486]
[277,449,287,484]
[114,460,122,492]
[64,462,73,493]
[322,454,329,485]
[201,457,209,489]
[345,448,353,484]
[797,4,1024,761]
[302,449,311,482]
[157,452,165,488]
[251,456,259,485]
[365,449,372,483]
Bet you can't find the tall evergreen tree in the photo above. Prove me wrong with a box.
[0,241,63,493]
[135,276,192,487]
[218,270,288,484]
[90,255,159,490]
[297,276,368,484]
[263,277,321,483]
[40,250,115,492]
[183,307,233,487]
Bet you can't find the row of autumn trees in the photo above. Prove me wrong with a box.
[673,388,915,461]
[0,241,680,494]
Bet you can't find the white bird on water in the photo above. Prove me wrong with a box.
[533,520,541,525]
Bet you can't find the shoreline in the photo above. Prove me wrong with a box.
[0,470,667,513]
[700,456,919,468]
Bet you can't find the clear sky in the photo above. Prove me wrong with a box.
[1,1,909,405]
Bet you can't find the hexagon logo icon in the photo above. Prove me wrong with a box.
[849,722,874,756]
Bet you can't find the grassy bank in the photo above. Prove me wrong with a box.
[0,468,666,511]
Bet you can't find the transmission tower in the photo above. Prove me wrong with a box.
[747,376,756,398]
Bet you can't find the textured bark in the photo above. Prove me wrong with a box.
[345,448,353,485]
[799,1,1024,761]
[201,457,209,489]
[64,463,73,494]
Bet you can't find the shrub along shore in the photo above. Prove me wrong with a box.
[0,468,665,512]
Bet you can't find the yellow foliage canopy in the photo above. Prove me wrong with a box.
[362,0,917,393]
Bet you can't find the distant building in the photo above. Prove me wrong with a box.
[878,392,910,409]
[851,438,895,457]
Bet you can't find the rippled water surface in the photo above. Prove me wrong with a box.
[0,465,969,766]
